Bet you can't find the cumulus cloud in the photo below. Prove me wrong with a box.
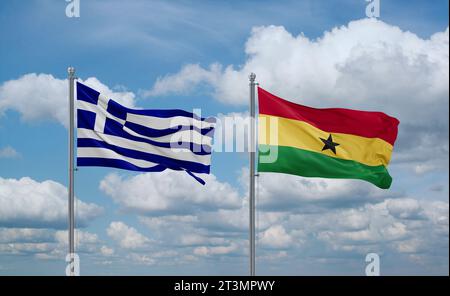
[0,146,20,159]
[54,229,100,246]
[297,198,448,254]
[149,19,448,110]
[100,171,241,215]
[0,73,136,127]
[193,243,239,257]
[132,165,448,273]
[0,242,53,255]
[52,229,102,255]
[0,177,102,228]
[0,228,53,244]
[148,19,449,172]
[104,163,446,272]
[259,225,293,249]
[0,228,103,258]
[146,64,222,97]
[96,182,448,274]
[386,198,425,220]
[253,170,398,212]
[127,253,157,265]
[100,245,115,256]
[107,221,150,250]
[1,18,442,274]
[128,250,186,267]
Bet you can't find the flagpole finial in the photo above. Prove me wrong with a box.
[249,72,256,82]
[68,67,75,77]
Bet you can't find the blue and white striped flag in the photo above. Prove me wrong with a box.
[76,82,216,184]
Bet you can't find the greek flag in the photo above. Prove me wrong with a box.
[76,82,215,184]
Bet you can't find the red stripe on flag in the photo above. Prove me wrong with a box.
[258,87,399,146]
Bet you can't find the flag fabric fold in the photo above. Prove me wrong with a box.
[76,82,216,185]
[257,87,399,189]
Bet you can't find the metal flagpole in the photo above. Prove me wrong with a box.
[249,73,256,276]
[68,66,76,276]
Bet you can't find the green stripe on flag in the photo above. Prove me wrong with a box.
[258,145,392,189]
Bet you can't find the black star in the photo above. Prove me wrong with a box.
[320,134,340,155]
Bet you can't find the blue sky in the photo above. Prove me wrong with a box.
[0,0,448,275]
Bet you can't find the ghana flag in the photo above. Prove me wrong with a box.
[258,87,399,189]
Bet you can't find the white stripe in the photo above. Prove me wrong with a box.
[77,128,211,165]
[123,126,213,147]
[77,147,160,169]
[94,94,109,132]
[126,113,215,130]
[98,94,109,110]
[77,100,126,126]
[77,100,213,138]
[77,100,97,113]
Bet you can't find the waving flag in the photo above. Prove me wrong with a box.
[258,87,399,189]
[76,82,215,184]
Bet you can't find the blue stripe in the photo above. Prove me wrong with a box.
[77,138,211,174]
[77,110,96,130]
[107,99,216,122]
[124,120,214,138]
[106,99,127,120]
[84,86,216,123]
[77,157,207,185]
[77,157,167,172]
[77,82,216,123]
[125,108,216,122]
[185,170,206,185]
[77,82,99,105]
[104,119,212,155]
[77,82,216,130]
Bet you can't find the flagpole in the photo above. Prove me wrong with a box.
[249,73,256,276]
[68,66,76,276]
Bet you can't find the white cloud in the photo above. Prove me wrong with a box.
[126,165,446,271]
[194,208,250,233]
[0,228,53,244]
[104,179,447,273]
[127,253,156,265]
[0,18,440,274]
[192,207,285,234]
[422,201,449,228]
[0,177,102,228]
[100,171,241,215]
[259,225,293,249]
[0,228,102,257]
[146,63,222,97]
[0,73,136,127]
[178,233,209,246]
[139,215,199,232]
[54,230,100,246]
[0,242,53,255]
[193,243,238,257]
[0,146,19,159]
[100,245,114,256]
[107,221,150,250]
[82,77,136,108]
[387,198,425,220]
[149,19,448,109]
[0,73,67,125]
[148,19,449,172]
[311,198,447,252]
[336,209,371,231]
[255,171,396,212]
[51,229,102,255]
[393,238,424,254]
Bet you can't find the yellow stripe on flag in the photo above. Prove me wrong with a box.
[259,114,394,167]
